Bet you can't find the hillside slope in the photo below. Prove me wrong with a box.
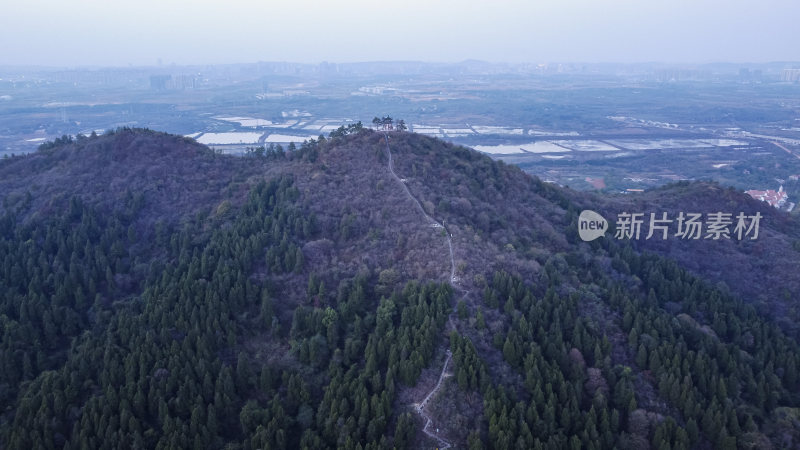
[1,128,799,449]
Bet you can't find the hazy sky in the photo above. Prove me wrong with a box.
[2,0,798,67]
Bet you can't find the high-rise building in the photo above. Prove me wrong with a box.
[781,69,800,82]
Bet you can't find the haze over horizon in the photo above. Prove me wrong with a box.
[2,0,799,68]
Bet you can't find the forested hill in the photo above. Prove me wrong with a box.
[1,127,799,449]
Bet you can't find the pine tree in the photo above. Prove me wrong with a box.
[476,308,486,329]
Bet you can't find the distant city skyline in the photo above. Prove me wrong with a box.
[2,0,799,67]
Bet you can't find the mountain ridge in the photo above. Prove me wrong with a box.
[1,128,799,449]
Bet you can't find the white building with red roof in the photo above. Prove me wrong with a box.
[745,185,788,208]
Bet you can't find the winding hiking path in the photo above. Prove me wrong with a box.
[382,133,458,448]
[413,350,453,449]
[383,134,458,283]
